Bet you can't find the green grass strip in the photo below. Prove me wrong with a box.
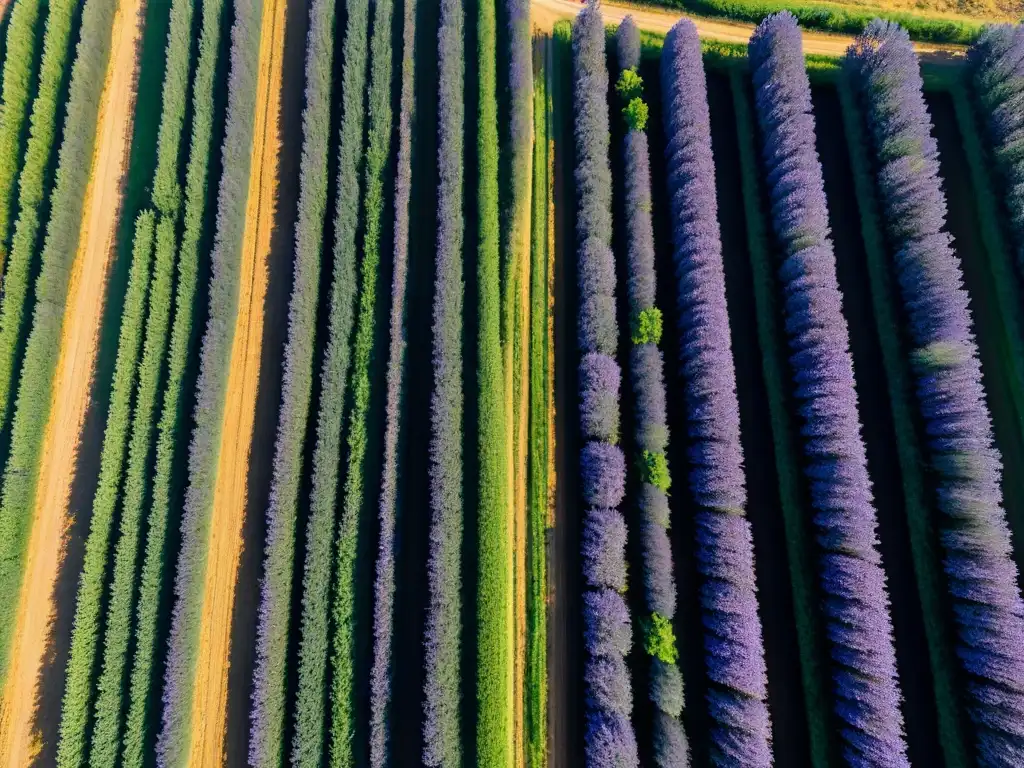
[836,77,970,768]
[0,0,44,270]
[525,34,550,768]
[0,0,117,687]
[54,210,154,768]
[477,0,514,763]
[729,69,830,768]
[0,0,79,452]
[328,0,393,762]
[118,0,226,759]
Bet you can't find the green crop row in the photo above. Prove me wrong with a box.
[0,0,117,687]
[54,210,155,768]
[292,0,366,759]
[729,70,830,768]
[328,0,394,762]
[835,76,971,768]
[249,0,339,760]
[0,0,44,271]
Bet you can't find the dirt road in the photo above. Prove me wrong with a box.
[185,0,285,760]
[530,0,966,56]
[0,0,143,760]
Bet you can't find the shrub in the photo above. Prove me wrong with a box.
[848,20,1024,764]
[55,211,154,768]
[291,0,368,762]
[585,653,633,714]
[368,0,416,762]
[629,346,667,454]
[662,19,770,765]
[423,0,466,763]
[637,481,670,528]
[249,0,339,763]
[583,588,632,657]
[970,25,1024,275]
[582,508,628,591]
[0,0,116,686]
[579,352,621,444]
[640,522,675,617]
[642,613,678,664]
[584,711,639,768]
[157,0,262,760]
[630,308,662,345]
[623,98,648,131]
[580,441,626,508]
[615,16,640,71]
[649,659,684,718]
[120,0,228,761]
[652,709,690,768]
[89,216,175,767]
[616,69,643,102]
[638,451,670,492]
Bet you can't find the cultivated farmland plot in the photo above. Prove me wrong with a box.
[0,0,1022,765]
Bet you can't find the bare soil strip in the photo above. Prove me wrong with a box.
[185,0,285,760]
[529,0,965,56]
[0,0,144,760]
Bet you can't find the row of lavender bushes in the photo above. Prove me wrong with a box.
[290,0,367,761]
[249,0,341,762]
[573,5,638,766]
[614,17,689,767]
[847,21,1024,765]
[157,0,263,761]
[423,0,466,763]
[750,13,910,766]
[661,19,774,767]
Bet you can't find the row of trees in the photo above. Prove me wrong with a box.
[847,21,1024,764]
[157,0,263,761]
[661,18,773,766]
[615,16,689,767]
[573,6,638,767]
[0,0,114,686]
[249,0,340,761]
[750,13,909,765]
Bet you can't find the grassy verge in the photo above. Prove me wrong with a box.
[836,77,970,768]
[729,69,830,768]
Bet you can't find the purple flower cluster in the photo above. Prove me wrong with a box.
[616,17,690,766]
[750,14,908,765]
[970,24,1024,273]
[661,20,772,766]
[574,5,638,766]
[423,0,465,764]
[848,20,1024,765]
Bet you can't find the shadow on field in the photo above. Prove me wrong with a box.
[31,0,171,759]
[221,0,308,761]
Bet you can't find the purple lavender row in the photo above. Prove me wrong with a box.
[368,0,416,762]
[423,0,465,763]
[970,25,1024,273]
[573,5,638,766]
[847,21,1024,765]
[615,17,689,767]
[661,19,772,767]
[749,14,908,766]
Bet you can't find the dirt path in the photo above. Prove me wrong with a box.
[0,0,143,760]
[185,0,285,760]
[530,0,966,56]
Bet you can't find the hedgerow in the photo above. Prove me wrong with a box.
[423,0,465,762]
[0,0,44,271]
[0,0,117,686]
[476,0,513,760]
[291,0,366,760]
[573,5,638,766]
[750,13,908,765]
[54,211,154,768]
[328,0,394,761]
[120,0,227,758]
[89,215,175,767]
[157,0,263,760]
[616,17,689,765]
[0,0,77,478]
[848,21,1024,765]
[249,0,339,762]
[369,0,416,759]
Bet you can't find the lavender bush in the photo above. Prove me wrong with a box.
[751,14,908,765]
[661,19,771,766]
[970,25,1024,273]
[574,5,637,766]
[423,0,465,763]
[848,20,1024,765]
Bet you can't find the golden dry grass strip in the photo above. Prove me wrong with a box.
[184,0,284,760]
